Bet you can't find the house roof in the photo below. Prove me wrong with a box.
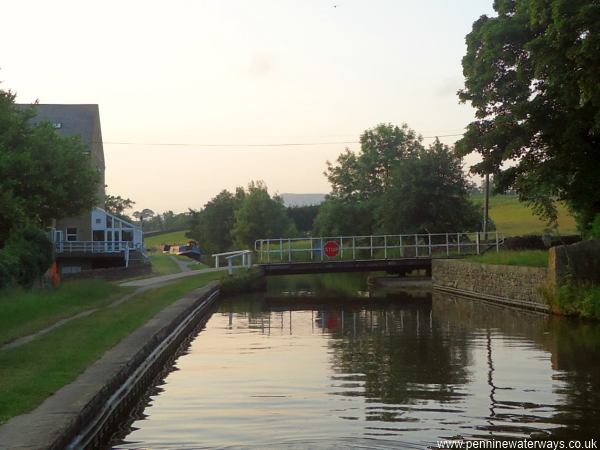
[16,104,101,149]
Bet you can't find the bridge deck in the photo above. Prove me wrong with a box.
[258,257,439,276]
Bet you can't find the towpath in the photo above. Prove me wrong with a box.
[1,267,233,352]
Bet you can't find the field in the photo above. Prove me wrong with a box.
[471,194,577,236]
[144,230,191,250]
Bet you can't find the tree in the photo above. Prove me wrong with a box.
[105,193,135,219]
[457,0,600,231]
[326,123,422,201]
[0,88,101,287]
[132,208,155,228]
[312,197,375,236]
[318,123,483,236]
[379,140,481,233]
[232,181,296,247]
[0,91,101,244]
[286,205,321,235]
[187,189,244,253]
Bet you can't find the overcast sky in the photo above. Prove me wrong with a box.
[2,0,495,213]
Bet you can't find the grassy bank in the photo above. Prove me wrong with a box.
[0,280,132,346]
[220,268,265,295]
[0,271,223,424]
[471,194,577,236]
[466,250,548,267]
[144,230,190,250]
[546,282,600,320]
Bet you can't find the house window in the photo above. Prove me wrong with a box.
[93,230,105,241]
[122,230,133,242]
[106,216,113,228]
[66,227,78,241]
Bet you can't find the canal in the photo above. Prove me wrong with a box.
[113,274,600,448]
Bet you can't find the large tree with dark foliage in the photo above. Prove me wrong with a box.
[326,123,422,201]
[380,140,480,233]
[317,123,480,235]
[233,181,296,247]
[0,88,100,287]
[457,0,600,231]
[188,189,244,253]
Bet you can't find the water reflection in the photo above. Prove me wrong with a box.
[114,274,600,449]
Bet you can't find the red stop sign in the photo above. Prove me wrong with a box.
[324,241,340,258]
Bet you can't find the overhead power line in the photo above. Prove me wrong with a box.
[101,133,464,148]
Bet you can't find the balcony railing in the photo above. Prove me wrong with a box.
[54,241,129,254]
[54,241,131,267]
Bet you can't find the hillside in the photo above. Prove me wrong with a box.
[472,194,578,236]
[144,230,191,249]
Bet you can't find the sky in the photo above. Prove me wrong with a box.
[1,0,495,214]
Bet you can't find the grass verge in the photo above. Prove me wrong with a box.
[0,271,223,424]
[544,282,600,320]
[149,252,181,275]
[466,250,548,267]
[0,280,132,346]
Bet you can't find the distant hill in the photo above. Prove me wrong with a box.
[281,193,326,207]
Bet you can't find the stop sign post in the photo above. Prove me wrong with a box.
[324,241,340,258]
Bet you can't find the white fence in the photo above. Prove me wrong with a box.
[212,250,253,274]
[255,232,503,263]
[54,241,131,267]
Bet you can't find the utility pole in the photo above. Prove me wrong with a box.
[483,173,490,242]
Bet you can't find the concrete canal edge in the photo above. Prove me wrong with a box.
[0,281,221,450]
[432,259,550,313]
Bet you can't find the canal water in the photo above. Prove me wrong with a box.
[114,274,600,448]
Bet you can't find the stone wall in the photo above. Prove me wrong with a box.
[548,239,600,285]
[432,259,549,312]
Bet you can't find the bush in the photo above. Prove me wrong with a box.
[0,225,53,289]
[590,214,600,239]
[546,281,600,320]
[220,268,265,296]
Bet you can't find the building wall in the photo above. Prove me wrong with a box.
[90,108,106,206]
[55,214,92,241]
[432,259,549,312]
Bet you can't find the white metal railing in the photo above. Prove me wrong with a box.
[54,241,131,267]
[212,250,253,274]
[255,232,504,263]
[54,240,130,254]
